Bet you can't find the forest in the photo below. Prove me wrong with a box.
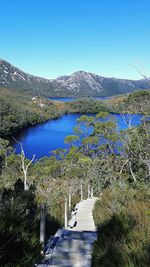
[0,88,64,138]
[0,89,150,266]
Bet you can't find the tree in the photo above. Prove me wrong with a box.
[13,138,35,191]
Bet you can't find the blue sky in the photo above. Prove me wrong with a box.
[0,0,150,79]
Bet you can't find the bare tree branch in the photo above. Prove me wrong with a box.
[131,65,150,82]
[12,137,36,190]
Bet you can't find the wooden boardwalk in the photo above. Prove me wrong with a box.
[70,197,98,232]
[37,197,98,267]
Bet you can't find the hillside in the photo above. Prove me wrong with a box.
[106,90,150,114]
[0,88,64,138]
[0,59,150,97]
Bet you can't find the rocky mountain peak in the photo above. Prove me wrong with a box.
[0,59,150,97]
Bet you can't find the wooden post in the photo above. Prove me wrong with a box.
[81,181,83,202]
[69,190,71,209]
[88,185,90,198]
[65,198,68,229]
[40,203,46,252]
[91,186,93,198]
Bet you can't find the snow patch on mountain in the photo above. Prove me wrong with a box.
[0,59,150,97]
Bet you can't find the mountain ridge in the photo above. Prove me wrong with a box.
[0,59,149,97]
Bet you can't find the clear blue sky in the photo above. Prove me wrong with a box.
[0,0,150,79]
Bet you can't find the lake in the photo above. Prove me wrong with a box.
[49,96,111,102]
[49,97,76,102]
[12,113,142,160]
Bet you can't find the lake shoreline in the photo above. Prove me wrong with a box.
[8,109,143,143]
[3,95,147,141]
[12,112,143,160]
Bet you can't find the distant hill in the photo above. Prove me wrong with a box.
[106,90,150,114]
[0,59,150,97]
[0,87,64,138]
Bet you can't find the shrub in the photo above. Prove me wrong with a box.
[92,185,150,267]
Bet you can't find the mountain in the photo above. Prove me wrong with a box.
[55,71,150,96]
[0,59,150,97]
[0,59,53,96]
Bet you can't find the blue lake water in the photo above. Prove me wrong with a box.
[49,96,111,102]
[49,97,76,102]
[12,113,142,160]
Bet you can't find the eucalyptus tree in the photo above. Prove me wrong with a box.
[63,112,123,194]
[120,117,150,183]
[64,135,79,148]
[74,115,95,153]
[12,138,36,191]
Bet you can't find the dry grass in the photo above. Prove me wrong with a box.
[92,185,150,267]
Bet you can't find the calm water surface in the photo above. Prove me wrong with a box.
[49,97,111,102]
[49,97,76,102]
[12,113,142,160]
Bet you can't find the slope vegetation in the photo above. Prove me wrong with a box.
[0,88,64,137]
[106,90,150,114]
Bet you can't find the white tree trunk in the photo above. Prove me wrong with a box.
[69,190,71,209]
[12,138,35,191]
[81,181,83,202]
[24,171,28,191]
[88,185,90,198]
[129,162,137,182]
[91,186,93,198]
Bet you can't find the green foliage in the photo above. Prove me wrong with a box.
[0,89,63,138]
[64,135,79,147]
[92,185,150,267]
[66,98,112,114]
[120,120,150,183]
[106,90,150,114]
[73,112,120,157]
[0,181,41,267]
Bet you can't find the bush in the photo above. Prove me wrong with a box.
[92,185,150,267]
